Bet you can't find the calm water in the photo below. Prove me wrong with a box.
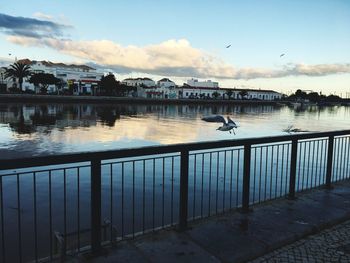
[0,103,349,158]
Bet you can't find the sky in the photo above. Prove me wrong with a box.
[0,0,349,96]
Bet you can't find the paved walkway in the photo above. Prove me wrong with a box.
[76,180,350,263]
[249,219,350,262]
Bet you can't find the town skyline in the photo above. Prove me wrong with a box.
[0,0,349,96]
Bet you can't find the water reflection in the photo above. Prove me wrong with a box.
[0,103,349,158]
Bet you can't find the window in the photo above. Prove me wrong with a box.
[186,92,188,96]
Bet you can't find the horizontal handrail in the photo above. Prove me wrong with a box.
[1,129,350,170]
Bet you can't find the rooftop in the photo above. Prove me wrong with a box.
[17,58,96,71]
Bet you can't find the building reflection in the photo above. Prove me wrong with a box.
[0,103,282,135]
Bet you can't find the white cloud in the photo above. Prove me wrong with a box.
[6,35,350,80]
[33,12,53,21]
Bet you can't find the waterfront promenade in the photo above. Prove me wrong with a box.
[77,180,350,262]
[0,93,282,106]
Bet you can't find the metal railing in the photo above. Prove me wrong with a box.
[0,130,350,262]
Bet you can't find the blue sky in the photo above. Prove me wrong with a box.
[0,0,349,95]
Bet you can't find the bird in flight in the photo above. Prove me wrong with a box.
[201,115,238,134]
[280,53,285,57]
[226,44,231,48]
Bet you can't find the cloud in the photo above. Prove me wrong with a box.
[33,12,53,21]
[2,16,350,80]
[0,13,70,39]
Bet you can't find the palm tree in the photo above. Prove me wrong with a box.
[4,62,32,91]
[239,90,248,100]
[225,90,233,100]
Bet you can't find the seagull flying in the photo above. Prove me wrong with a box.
[280,53,285,57]
[226,44,231,48]
[201,115,238,134]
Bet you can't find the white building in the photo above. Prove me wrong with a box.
[16,59,103,94]
[122,77,156,88]
[186,78,219,88]
[178,85,282,101]
[157,78,176,88]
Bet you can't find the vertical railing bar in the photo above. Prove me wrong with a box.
[17,173,22,263]
[63,168,67,257]
[0,175,5,263]
[91,159,102,254]
[259,147,263,203]
[319,140,324,186]
[264,146,268,201]
[229,150,234,208]
[310,141,315,188]
[306,142,311,189]
[341,137,346,180]
[121,162,124,237]
[49,170,52,261]
[252,148,257,203]
[223,151,227,212]
[77,167,81,249]
[152,158,155,231]
[289,139,298,199]
[275,145,279,198]
[314,140,320,187]
[324,140,329,183]
[340,137,345,180]
[33,171,38,262]
[162,158,165,227]
[193,154,197,218]
[326,135,334,188]
[109,164,113,243]
[201,153,204,218]
[285,143,290,194]
[143,159,146,232]
[132,161,135,238]
[302,141,307,190]
[215,152,219,214]
[269,145,274,199]
[336,138,342,181]
[280,144,285,196]
[242,143,251,212]
[208,152,212,216]
[179,150,189,231]
[236,150,241,207]
[346,137,350,179]
[297,142,302,191]
[335,138,340,181]
[171,157,174,225]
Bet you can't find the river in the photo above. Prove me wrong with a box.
[0,102,349,158]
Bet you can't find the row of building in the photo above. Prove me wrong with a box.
[0,59,283,101]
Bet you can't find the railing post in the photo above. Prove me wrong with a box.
[91,159,101,254]
[288,139,298,199]
[179,150,189,231]
[326,135,334,189]
[242,143,251,213]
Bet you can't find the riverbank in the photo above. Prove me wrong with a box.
[0,93,284,106]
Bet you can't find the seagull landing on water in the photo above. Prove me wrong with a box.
[201,115,238,134]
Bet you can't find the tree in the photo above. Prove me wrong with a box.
[4,62,31,91]
[29,73,60,94]
[99,73,118,95]
[306,92,320,103]
[295,89,307,99]
[225,89,233,100]
[212,91,220,99]
[238,90,248,99]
